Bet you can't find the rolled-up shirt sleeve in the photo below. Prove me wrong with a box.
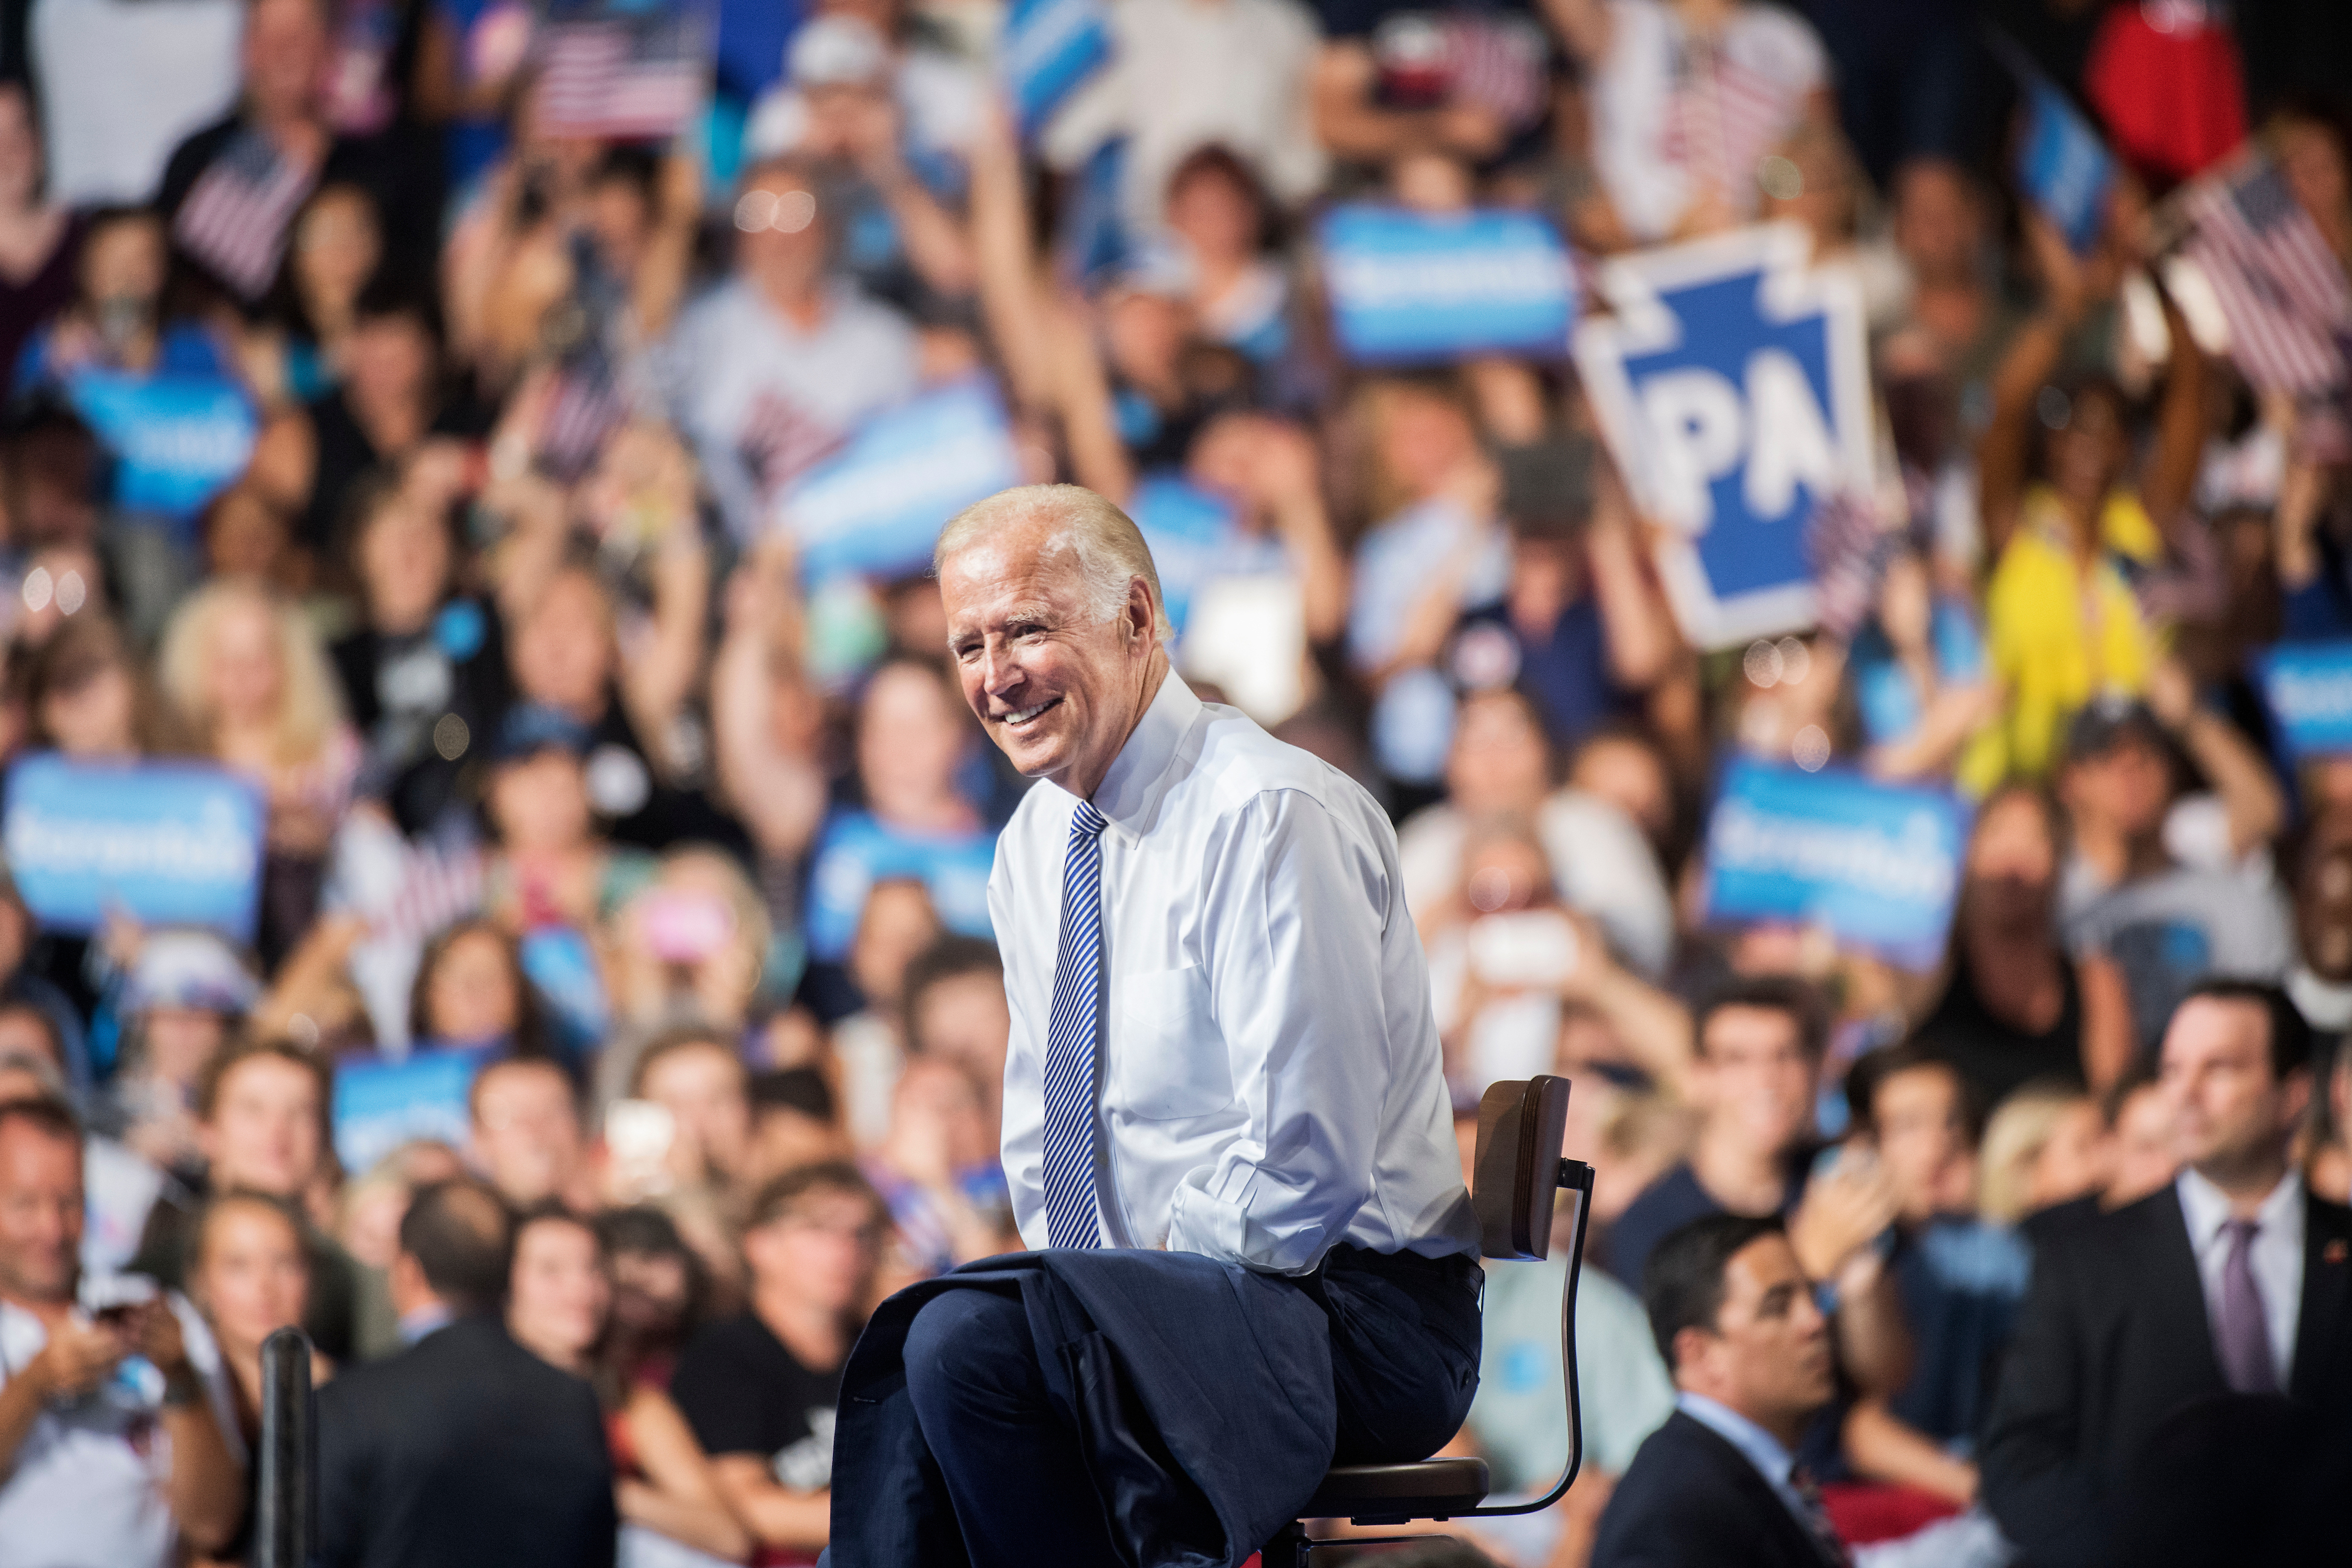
[1166,789,1394,1274]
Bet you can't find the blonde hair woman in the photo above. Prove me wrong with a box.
[159,579,362,960]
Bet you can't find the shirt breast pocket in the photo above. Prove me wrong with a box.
[1113,964,1234,1121]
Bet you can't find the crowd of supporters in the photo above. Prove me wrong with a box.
[0,0,2349,1564]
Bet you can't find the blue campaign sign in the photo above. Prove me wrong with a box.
[1127,473,1239,636]
[1572,224,1875,650]
[332,1046,496,1174]
[2017,79,2113,254]
[1703,759,1967,970]
[1002,0,1111,138]
[1319,205,1576,364]
[2,756,264,940]
[2260,643,2352,757]
[778,380,1022,582]
[66,370,257,520]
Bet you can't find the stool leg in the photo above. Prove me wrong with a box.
[1260,1521,1311,1568]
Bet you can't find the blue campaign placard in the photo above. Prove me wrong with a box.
[1002,0,1111,138]
[778,379,1022,582]
[2260,643,2352,757]
[2017,79,2113,254]
[2,755,265,940]
[1319,205,1576,364]
[1572,224,1876,651]
[1702,758,1968,970]
[332,1045,497,1174]
[65,369,257,519]
[1127,473,1239,636]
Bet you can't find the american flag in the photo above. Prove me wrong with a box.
[537,357,631,481]
[2183,153,2352,397]
[1443,16,1549,133]
[377,837,487,947]
[535,14,707,142]
[739,389,844,499]
[1805,490,1888,644]
[1661,45,1801,218]
[172,129,317,301]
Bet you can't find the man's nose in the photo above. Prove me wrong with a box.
[980,643,1023,699]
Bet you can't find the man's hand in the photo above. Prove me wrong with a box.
[133,1300,192,1379]
[1788,1149,1899,1283]
[27,1318,126,1401]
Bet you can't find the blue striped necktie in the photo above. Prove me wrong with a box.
[1042,798,1109,1248]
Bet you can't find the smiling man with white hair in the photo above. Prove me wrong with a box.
[820,484,1479,1568]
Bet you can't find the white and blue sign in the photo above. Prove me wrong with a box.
[1127,473,1242,636]
[1320,205,1576,364]
[332,1045,496,1173]
[1703,758,1967,970]
[778,380,1022,582]
[2,756,264,940]
[1002,0,1111,139]
[66,370,256,520]
[2260,642,2352,757]
[1573,224,1875,650]
[2017,79,2113,254]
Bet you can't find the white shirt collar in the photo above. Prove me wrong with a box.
[2177,1165,2304,1253]
[1675,1390,1795,1488]
[1089,670,1203,831]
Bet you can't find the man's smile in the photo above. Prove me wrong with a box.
[998,698,1064,729]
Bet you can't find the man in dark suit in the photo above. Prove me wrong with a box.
[1592,1214,1849,1568]
[316,1178,617,1568]
[1982,980,2352,1567]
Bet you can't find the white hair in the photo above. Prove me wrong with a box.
[935,484,1173,642]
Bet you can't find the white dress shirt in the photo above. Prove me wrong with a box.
[2176,1167,2305,1390]
[0,1287,238,1568]
[991,673,1478,1274]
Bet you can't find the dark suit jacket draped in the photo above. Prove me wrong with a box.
[315,1315,618,1568]
[1590,1411,1841,1568]
[1980,1183,2352,1566]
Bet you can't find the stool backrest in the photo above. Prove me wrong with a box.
[1471,1075,1572,1261]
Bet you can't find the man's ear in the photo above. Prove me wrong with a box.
[2280,1066,2315,1135]
[1670,1324,1714,1388]
[1126,579,1154,648]
[387,1250,429,1316]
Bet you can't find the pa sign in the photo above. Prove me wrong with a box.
[1573,224,1875,649]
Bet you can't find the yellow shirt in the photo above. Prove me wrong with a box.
[1974,486,2162,785]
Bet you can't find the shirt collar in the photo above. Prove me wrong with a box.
[1089,670,1202,830]
[1676,1390,1795,1489]
[399,1302,455,1346]
[2177,1166,2304,1253]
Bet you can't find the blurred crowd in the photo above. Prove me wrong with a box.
[0,0,2349,1565]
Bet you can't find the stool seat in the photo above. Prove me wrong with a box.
[1300,1457,1490,1522]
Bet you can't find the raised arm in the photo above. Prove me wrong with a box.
[2144,656,2283,859]
[1044,293,1136,504]
[846,94,978,299]
[2136,288,2208,540]
[594,424,710,763]
[1309,42,1509,166]
[712,545,828,862]
[968,99,1054,413]
[1588,466,1680,692]
[630,152,703,344]
[1978,216,2105,556]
